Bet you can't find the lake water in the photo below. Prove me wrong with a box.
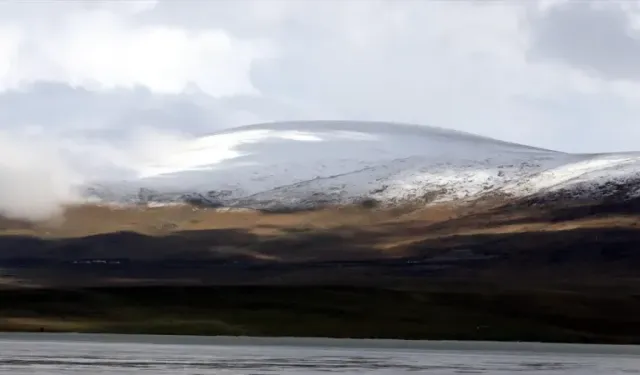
[0,333,639,374]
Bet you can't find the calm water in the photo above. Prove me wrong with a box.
[0,333,639,374]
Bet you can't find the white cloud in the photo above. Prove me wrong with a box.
[0,2,273,97]
[1,0,640,220]
[0,130,82,221]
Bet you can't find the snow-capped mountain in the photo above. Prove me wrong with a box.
[85,121,640,209]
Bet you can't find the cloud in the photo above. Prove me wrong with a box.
[4,0,640,151]
[0,1,273,97]
[527,1,640,82]
[0,129,82,221]
[0,103,199,221]
[2,0,640,220]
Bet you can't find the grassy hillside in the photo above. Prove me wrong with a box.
[2,285,640,344]
[2,199,640,342]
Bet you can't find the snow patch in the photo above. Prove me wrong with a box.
[84,121,640,208]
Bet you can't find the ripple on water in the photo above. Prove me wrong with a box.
[0,335,639,374]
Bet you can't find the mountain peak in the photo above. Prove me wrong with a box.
[85,120,640,209]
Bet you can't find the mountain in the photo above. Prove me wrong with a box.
[85,120,640,209]
[6,121,640,293]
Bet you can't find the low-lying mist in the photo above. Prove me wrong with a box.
[0,127,190,222]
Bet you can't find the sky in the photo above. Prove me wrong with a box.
[1,0,640,219]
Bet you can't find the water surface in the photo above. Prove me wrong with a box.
[1,333,639,374]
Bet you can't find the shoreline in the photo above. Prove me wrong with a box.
[3,332,640,354]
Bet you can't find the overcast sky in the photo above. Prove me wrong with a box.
[2,0,640,155]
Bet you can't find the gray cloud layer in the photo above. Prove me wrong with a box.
[528,2,640,82]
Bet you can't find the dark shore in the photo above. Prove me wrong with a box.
[2,284,640,344]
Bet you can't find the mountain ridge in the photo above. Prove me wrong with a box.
[83,120,640,209]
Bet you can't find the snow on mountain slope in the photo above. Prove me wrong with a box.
[505,153,640,199]
[84,121,640,208]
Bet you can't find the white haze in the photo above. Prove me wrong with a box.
[0,127,192,222]
[0,130,81,221]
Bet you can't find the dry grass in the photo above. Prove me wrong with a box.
[0,204,408,236]
[1,200,639,251]
[0,203,460,243]
[1,199,640,290]
[0,317,95,332]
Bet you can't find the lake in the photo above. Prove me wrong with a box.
[0,333,639,374]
